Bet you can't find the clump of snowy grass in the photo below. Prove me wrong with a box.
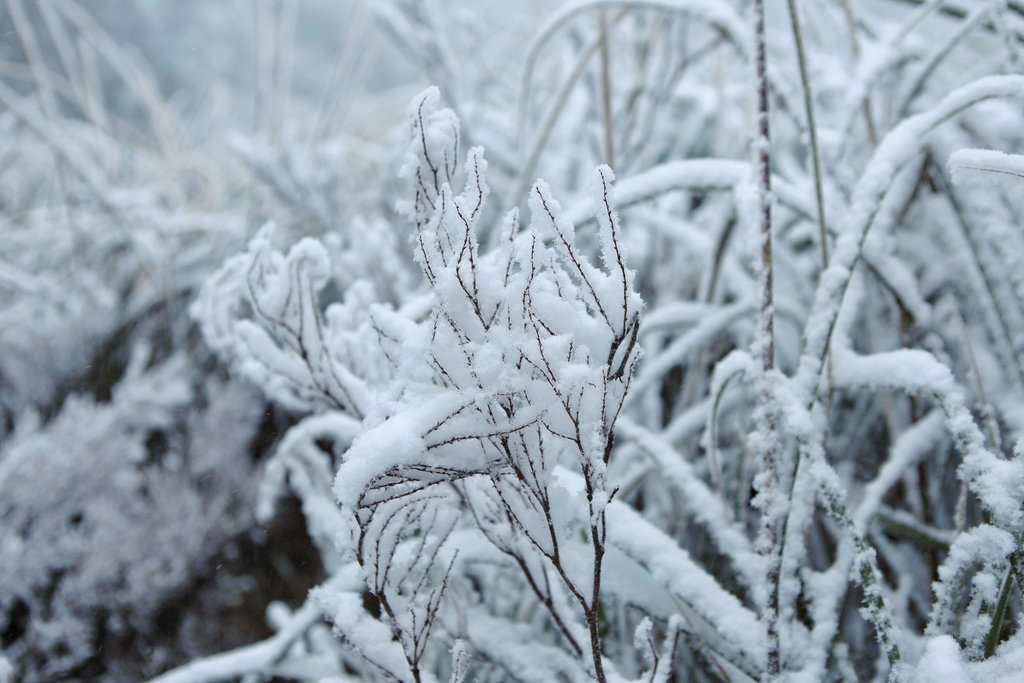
[7,1,1024,682]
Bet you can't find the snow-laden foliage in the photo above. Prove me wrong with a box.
[0,353,263,681]
[194,87,649,682]
[0,2,315,678]
[7,1,1024,682]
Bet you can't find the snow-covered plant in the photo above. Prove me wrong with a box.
[191,87,650,681]
[0,352,263,681]
[151,0,1024,676]
[11,1,1024,682]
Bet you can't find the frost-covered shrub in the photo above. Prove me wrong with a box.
[194,88,650,681]
[176,2,1024,681]
[8,1,1024,682]
[0,354,262,680]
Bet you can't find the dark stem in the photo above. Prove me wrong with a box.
[753,0,781,678]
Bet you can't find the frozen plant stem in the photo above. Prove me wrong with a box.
[753,0,782,679]
[586,481,609,683]
[754,0,773,375]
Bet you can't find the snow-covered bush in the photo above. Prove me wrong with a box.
[0,357,262,681]
[194,87,650,681]
[7,1,1024,682]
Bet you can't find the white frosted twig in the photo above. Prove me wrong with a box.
[811,457,904,678]
[751,0,785,676]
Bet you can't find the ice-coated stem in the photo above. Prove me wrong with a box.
[752,0,781,678]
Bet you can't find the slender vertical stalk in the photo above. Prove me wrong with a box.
[587,528,608,683]
[754,0,773,373]
[753,0,781,679]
